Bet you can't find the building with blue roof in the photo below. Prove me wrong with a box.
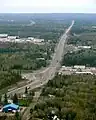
[2,103,19,112]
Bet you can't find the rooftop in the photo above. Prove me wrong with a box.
[3,103,19,109]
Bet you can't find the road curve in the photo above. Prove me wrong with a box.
[7,20,74,96]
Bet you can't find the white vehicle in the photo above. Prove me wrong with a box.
[0,109,2,112]
[27,86,30,89]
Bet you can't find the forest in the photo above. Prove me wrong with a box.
[0,42,53,71]
[0,71,22,90]
[62,49,96,67]
[29,74,96,120]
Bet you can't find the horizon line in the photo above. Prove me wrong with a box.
[0,12,96,14]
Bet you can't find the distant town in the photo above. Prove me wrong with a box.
[0,34,44,44]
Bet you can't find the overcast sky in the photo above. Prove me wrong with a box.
[0,0,96,13]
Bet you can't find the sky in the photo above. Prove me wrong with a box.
[0,0,96,13]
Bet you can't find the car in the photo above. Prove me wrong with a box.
[27,86,30,89]
[0,109,2,112]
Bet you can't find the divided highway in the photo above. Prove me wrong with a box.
[7,20,74,96]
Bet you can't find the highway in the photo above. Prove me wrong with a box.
[7,20,74,96]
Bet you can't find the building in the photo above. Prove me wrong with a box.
[75,72,93,75]
[8,36,18,39]
[26,39,31,42]
[0,34,8,38]
[8,99,13,104]
[34,38,44,43]
[15,39,24,43]
[28,37,34,40]
[36,58,45,60]
[78,46,91,49]
[74,65,86,69]
[61,66,73,71]
[2,103,19,112]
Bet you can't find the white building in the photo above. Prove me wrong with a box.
[15,39,25,43]
[26,39,32,42]
[0,34,8,38]
[74,65,86,69]
[36,58,45,60]
[8,99,13,104]
[78,46,91,49]
[28,37,34,40]
[62,66,73,70]
[8,36,17,39]
[75,72,93,75]
[34,38,44,43]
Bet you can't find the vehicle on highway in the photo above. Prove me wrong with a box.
[27,86,30,89]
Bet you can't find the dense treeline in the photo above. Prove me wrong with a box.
[0,71,22,90]
[68,32,96,46]
[71,19,96,34]
[62,49,96,67]
[0,42,53,71]
[30,74,96,120]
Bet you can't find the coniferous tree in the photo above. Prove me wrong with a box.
[15,111,21,120]
[30,108,33,114]
[25,87,28,94]
[4,93,8,105]
[13,93,18,104]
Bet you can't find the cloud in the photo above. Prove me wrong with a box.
[4,0,95,7]
[0,0,96,13]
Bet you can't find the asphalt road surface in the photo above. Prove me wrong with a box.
[7,20,74,96]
